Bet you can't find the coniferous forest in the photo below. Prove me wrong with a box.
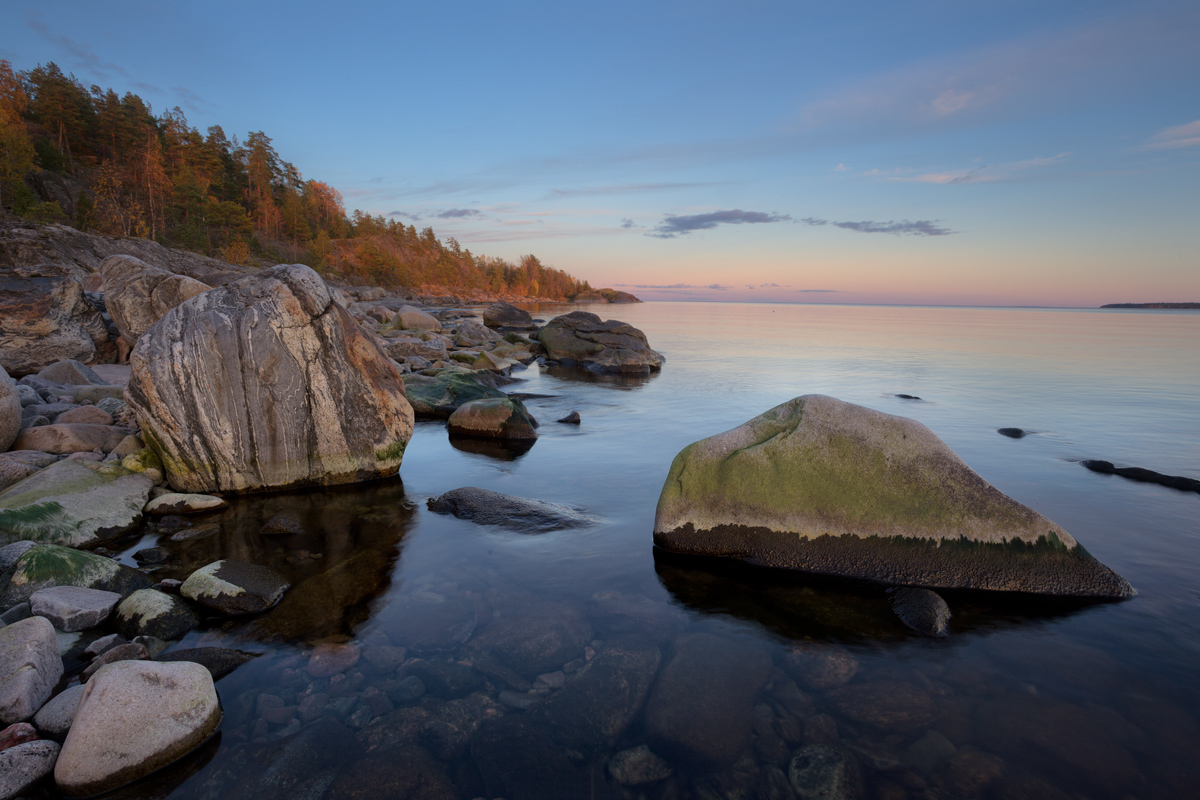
[0,60,594,299]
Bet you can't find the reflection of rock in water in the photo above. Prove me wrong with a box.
[653,547,1099,644]
[542,363,659,390]
[447,435,535,461]
[96,733,221,800]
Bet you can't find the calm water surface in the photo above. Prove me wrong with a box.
[99,303,1200,799]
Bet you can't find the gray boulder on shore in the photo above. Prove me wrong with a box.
[654,395,1135,597]
[99,254,211,344]
[536,311,664,373]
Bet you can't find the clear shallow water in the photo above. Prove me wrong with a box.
[97,303,1199,799]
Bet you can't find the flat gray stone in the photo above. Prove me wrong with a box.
[143,493,228,516]
[33,683,86,739]
[0,739,60,797]
[55,660,221,796]
[29,586,122,632]
[0,616,63,724]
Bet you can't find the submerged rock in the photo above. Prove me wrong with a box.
[401,370,508,418]
[446,397,538,440]
[54,660,221,797]
[536,310,664,373]
[99,254,211,344]
[427,486,595,532]
[126,263,414,494]
[0,459,154,548]
[155,647,258,679]
[180,560,290,615]
[654,395,1135,597]
[888,587,951,636]
[789,744,863,800]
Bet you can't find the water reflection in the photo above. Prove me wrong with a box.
[654,548,1102,643]
[448,435,536,461]
[543,363,660,389]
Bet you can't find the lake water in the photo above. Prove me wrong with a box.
[100,302,1200,799]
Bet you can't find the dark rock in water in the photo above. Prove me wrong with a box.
[470,716,589,800]
[114,589,199,641]
[427,486,597,532]
[385,675,426,705]
[536,311,664,374]
[420,692,504,760]
[608,745,674,786]
[156,647,259,679]
[789,744,863,800]
[895,394,921,400]
[402,660,484,699]
[386,593,478,655]
[888,587,951,636]
[132,547,169,564]
[448,436,536,461]
[482,301,534,330]
[644,632,773,768]
[180,560,290,615]
[325,745,458,800]
[447,397,539,440]
[997,427,1027,439]
[654,395,1135,598]
[467,597,592,678]
[525,635,661,759]
[253,548,391,642]
[401,370,509,419]
[557,410,581,424]
[782,642,859,690]
[260,511,305,535]
[1081,460,1200,494]
[825,681,935,732]
[223,718,361,800]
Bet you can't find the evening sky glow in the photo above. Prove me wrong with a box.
[2,0,1197,306]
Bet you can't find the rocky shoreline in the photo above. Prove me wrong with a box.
[1,241,1139,798]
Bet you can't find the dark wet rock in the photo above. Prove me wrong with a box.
[384,675,427,706]
[99,254,211,343]
[32,683,85,739]
[483,301,534,330]
[889,587,951,636]
[261,511,305,535]
[645,632,774,768]
[825,681,935,732]
[557,410,581,424]
[0,460,153,549]
[0,617,63,724]
[55,661,220,796]
[132,547,170,564]
[131,635,168,658]
[404,660,484,699]
[0,739,60,798]
[126,264,414,494]
[82,633,126,659]
[932,749,1006,796]
[427,486,596,532]
[904,729,957,775]
[997,427,1027,439]
[526,635,661,759]
[447,396,539,440]
[0,544,152,608]
[307,642,360,678]
[789,744,863,800]
[401,369,509,418]
[180,560,290,615]
[0,264,111,376]
[157,647,259,681]
[783,642,859,690]
[29,586,121,632]
[654,394,1135,597]
[386,593,478,654]
[608,744,674,785]
[325,744,458,800]
[421,692,505,760]
[169,523,220,542]
[80,642,149,681]
[114,589,200,641]
[894,394,921,400]
[254,548,391,642]
[1081,459,1200,494]
[225,718,361,800]
[536,310,664,373]
[803,714,839,745]
[470,716,589,800]
[467,597,592,678]
[361,643,407,674]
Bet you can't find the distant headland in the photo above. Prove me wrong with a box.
[1100,303,1200,309]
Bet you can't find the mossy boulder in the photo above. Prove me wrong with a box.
[0,544,152,608]
[180,560,290,616]
[653,395,1134,597]
[114,589,200,641]
[0,460,154,548]
[447,398,538,441]
[535,311,663,374]
[401,371,509,419]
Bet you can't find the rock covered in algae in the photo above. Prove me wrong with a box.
[653,395,1134,597]
[125,264,413,494]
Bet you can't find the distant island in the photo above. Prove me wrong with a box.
[1100,303,1200,309]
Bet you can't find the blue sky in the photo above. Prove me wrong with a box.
[3,0,1197,306]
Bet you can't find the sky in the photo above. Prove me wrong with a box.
[2,0,1197,307]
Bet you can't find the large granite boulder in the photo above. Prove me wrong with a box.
[0,264,112,376]
[0,616,63,724]
[54,660,221,796]
[536,311,664,373]
[125,264,414,493]
[0,364,19,452]
[482,301,534,330]
[0,544,152,608]
[390,305,442,332]
[99,254,210,343]
[401,370,509,418]
[446,397,538,440]
[654,395,1135,597]
[0,460,154,548]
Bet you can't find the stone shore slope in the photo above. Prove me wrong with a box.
[654,395,1134,597]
